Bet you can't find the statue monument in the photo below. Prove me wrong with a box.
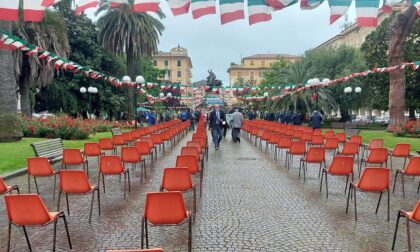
[206,69,222,87]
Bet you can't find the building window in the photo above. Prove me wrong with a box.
[177,71,181,77]
[153,60,157,66]
[164,60,168,67]
[177,60,182,67]
[237,72,241,79]
[261,60,265,67]
[167,70,171,78]
[250,72,254,80]
[250,60,254,66]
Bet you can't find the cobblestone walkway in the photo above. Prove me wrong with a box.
[0,130,419,251]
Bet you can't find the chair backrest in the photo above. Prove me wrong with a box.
[186,141,202,153]
[369,138,384,149]
[301,132,312,142]
[122,132,133,142]
[277,136,292,148]
[404,157,420,175]
[324,130,334,138]
[305,147,325,162]
[324,137,338,149]
[27,157,54,176]
[392,143,410,157]
[313,128,323,135]
[141,138,155,148]
[181,147,200,160]
[0,177,9,194]
[63,149,84,165]
[84,142,102,156]
[341,142,360,155]
[289,141,306,155]
[366,148,388,163]
[335,132,346,143]
[349,135,362,145]
[150,134,162,144]
[112,135,126,145]
[328,156,354,175]
[59,170,92,194]
[4,194,52,225]
[311,135,324,145]
[144,192,188,225]
[100,156,124,174]
[135,141,151,155]
[161,168,193,192]
[121,147,141,163]
[99,138,114,150]
[410,200,420,222]
[357,167,390,191]
[176,155,199,174]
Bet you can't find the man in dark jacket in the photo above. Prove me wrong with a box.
[208,105,226,150]
[292,112,302,125]
[310,111,323,129]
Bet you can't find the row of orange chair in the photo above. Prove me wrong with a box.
[140,120,207,252]
[244,119,420,250]
[0,120,189,252]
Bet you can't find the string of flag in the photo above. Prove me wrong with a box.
[0,0,418,27]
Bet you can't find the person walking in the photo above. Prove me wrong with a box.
[291,112,302,125]
[208,105,225,150]
[180,110,188,122]
[189,110,196,130]
[310,110,323,129]
[231,108,244,143]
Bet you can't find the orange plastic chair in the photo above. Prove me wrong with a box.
[299,147,326,181]
[313,128,323,135]
[62,148,87,174]
[320,156,354,198]
[141,192,191,252]
[27,157,58,197]
[99,156,131,197]
[361,138,384,161]
[324,137,339,155]
[112,135,126,152]
[84,142,104,169]
[135,141,154,167]
[393,156,420,197]
[346,167,390,221]
[389,143,410,171]
[122,132,134,146]
[176,155,202,195]
[337,141,360,164]
[150,134,165,152]
[310,135,324,147]
[335,132,346,144]
[392,199,420,251]
[349,135,362,146]
[324,130,334,138]
[275,136,292,161]
[0,177,19,195]
[141,137,157,160]
[161,168,197,216]
[359,147,388,175]
[181,146,204,171]
[285,141,306,170]
[57,170,100,222]
[5,194,72,251]
[99,138,117,155]
[122,146,146,179]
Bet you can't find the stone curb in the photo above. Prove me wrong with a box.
[3,167,28,180]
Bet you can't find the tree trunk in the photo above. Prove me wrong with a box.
[19,55,32,116]
[387,5,417,129]
[0,21,23,142]
[408,107,416,119]
[127,44,135,121]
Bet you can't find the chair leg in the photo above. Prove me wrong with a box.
[7,222,11,252]
[127,171,131,192]
[325,171,329,199]
[61,215,72,250]
[393,171,399,194]
[417,179,420,194]
[344,175,349,195]
[388,189,390,222]
[124,172,127,198]
[402,174,406,198]
[89,190,95,223]
[53,174,57,199]
[193,187,197,219]
[188,215,192,252]
[319,169,324,193]
[53,219,57,252]
[392,211,402,250]
[145,219,149,248]
[34,177,40,195]
[406,217,411,251]
[354,187,357,221]
[57,191,62,211]
[102,173,106,194]
[375,191,383,215]
[141,218,145,249]
[65,193,70,215]
[97,188,101,216]
[22,226,32,251]
[28,174,31,193]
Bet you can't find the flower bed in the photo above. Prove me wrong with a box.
[20,116,115,140]
[388,120,420,138]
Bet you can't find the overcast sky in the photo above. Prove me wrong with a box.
[85,1,358,85]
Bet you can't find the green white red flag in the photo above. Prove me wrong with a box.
[328,0,351,24]
[110,0,129,7]
[76,0,99,14]
[219,0,245,24]
[355,0,379,27]
[24,0,46,22]
[191,0,216,19]
[42,0,63,7]
[0,0,19,21]
[133,0,160,12]
[301,0,324,9]
[167,0,191,15]
[248,0,272,25]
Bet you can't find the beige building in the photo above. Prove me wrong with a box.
[227,54,300,86]
[316,4,408,50]
[152,45,193,86]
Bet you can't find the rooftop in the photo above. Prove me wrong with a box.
[243,54,300,59]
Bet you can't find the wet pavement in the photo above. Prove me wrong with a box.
[1,129,419,251]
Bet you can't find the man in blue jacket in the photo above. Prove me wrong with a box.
[310,111,323,129]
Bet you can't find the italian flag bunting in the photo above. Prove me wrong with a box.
[23,0,46,22]
[42,0,63,7]
[76,0,99,15]
[27,46,42,56]
[328,0,351,24]
[167,0,191,15]
[248,0,272,25]
[219,0,245,24]
[265,0,296,11]
[381,0,403,13]
[133,0,160,12]
[301,0,324,9]
[414,0,420,15]
[146,82,154,89]
[38,51,51,59]
[355,0,380,27]
[0,0,19,21]
[191,0,216,19]
[110,0,129,7]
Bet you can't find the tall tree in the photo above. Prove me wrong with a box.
[387,5,418,127]
[0,21,23,142]
[96,2,165,120]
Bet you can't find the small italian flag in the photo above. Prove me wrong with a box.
[167,0,191,15]
[266,0,296,11]
[76,0,99,15]
[146,82,154,89]
[355,0,380,27]
[24,0,46,22]
[110,0,129,7]
[219,0,245,24]
[191,0,216,19]
[0,0,20,21]
[133,0,160,12]
[42,0,63,7]
[328,0,351,24]
[301,0,324,9]
[381,0,403,13]
[248,0,271,25]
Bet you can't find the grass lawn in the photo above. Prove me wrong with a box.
[360,130,420,152]
[0,132,112,175]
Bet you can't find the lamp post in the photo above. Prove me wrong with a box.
[135,75,145,129]
[344,86,362,119]
[79,86,98,118]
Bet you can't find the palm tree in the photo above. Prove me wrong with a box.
[0,21,23,142]
[15,10,69,116]
[96,1,165,120]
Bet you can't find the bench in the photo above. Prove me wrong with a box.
[331,122,345,129]
[111,128,122,135]
[31,138,64,163]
